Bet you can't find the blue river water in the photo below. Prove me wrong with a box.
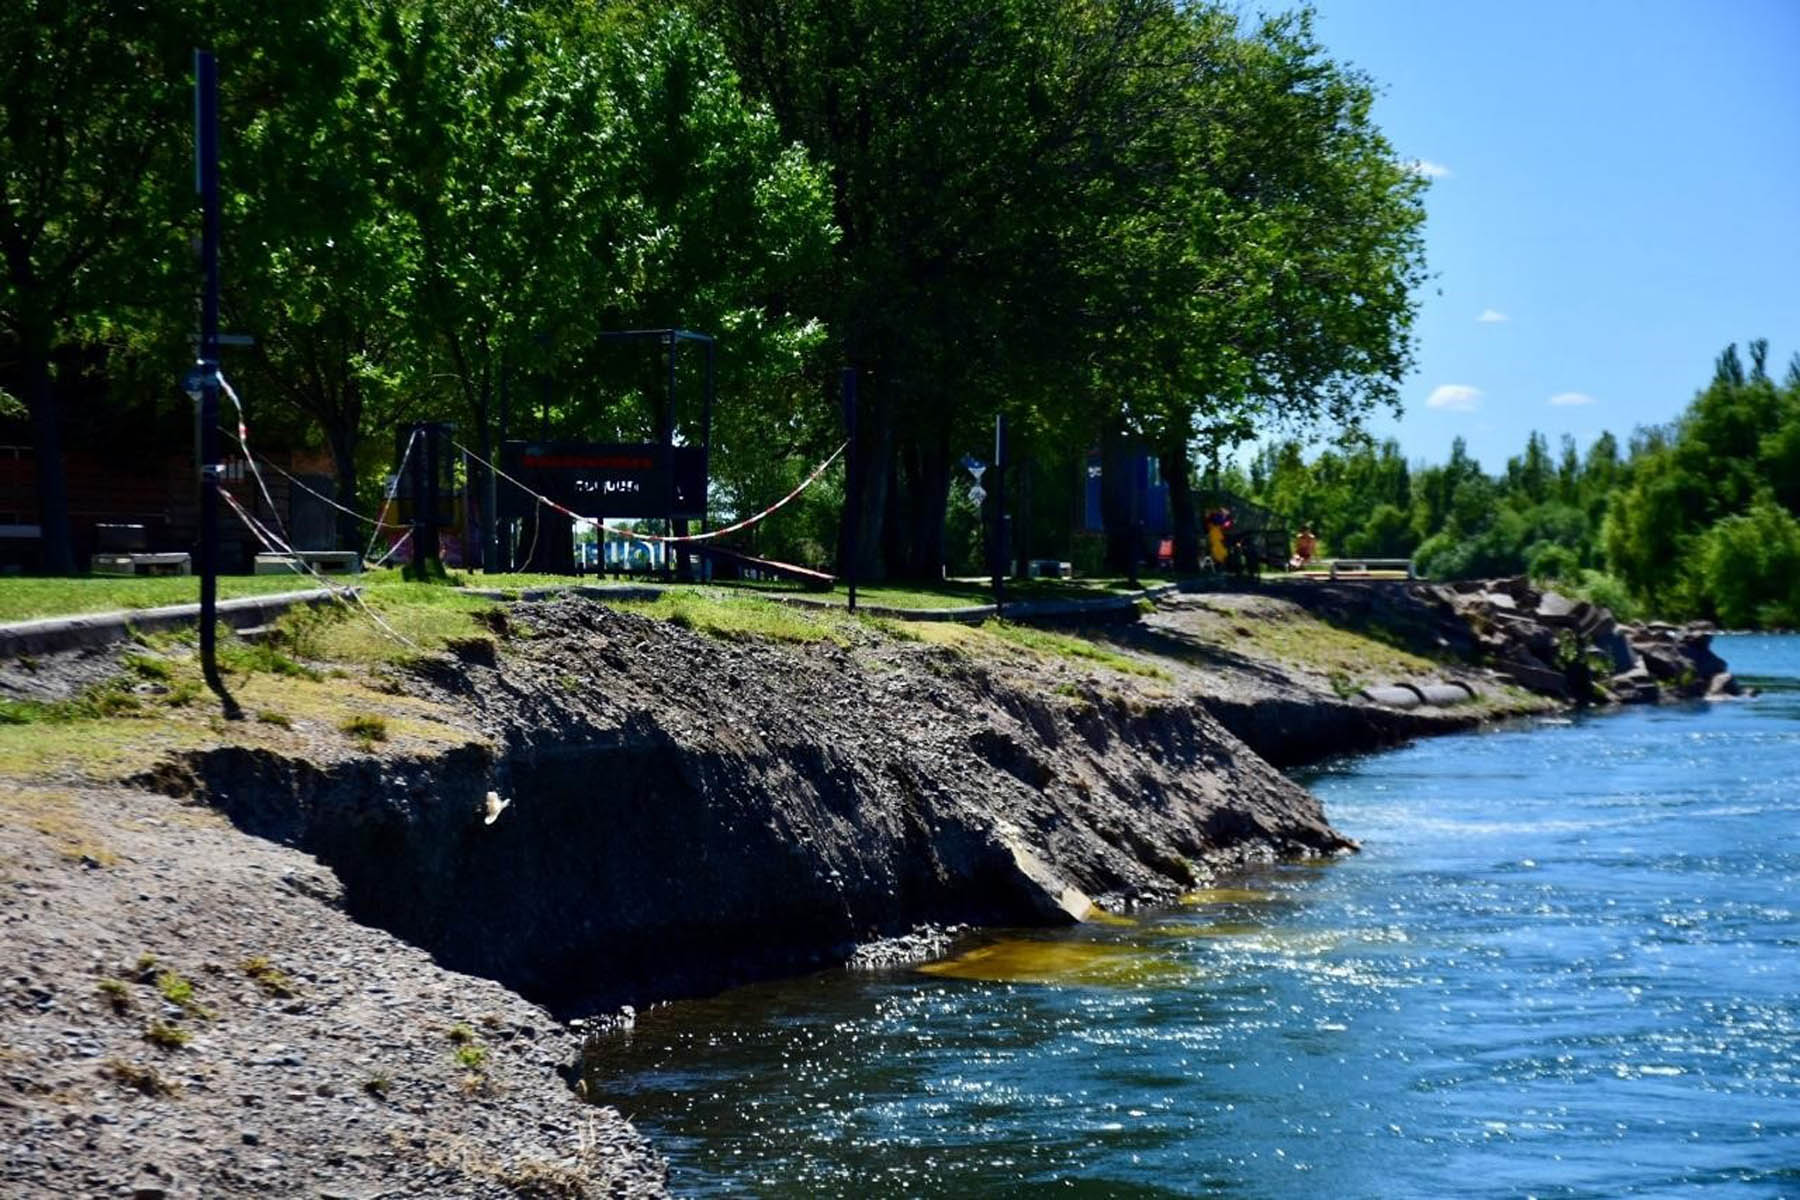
[584,634,1800,1197]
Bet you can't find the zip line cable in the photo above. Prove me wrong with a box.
[214,373,418,649]
[238,447,411,532]
[452,438,848,546]
[367,428,420,565]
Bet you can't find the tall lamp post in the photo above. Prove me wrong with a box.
[191,48,238,717]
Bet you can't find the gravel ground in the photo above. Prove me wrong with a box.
[0,779,664,1199]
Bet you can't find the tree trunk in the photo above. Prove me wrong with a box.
[22,331,75,574]
[837,373,893,582]
[1099,417,1135,574]
[326,423,361,556]
[1160,442,1200,574]
[893,421,952,580]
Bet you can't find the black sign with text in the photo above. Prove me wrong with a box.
[500,441,705,520]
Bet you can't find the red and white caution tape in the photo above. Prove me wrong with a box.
[454,439,847,545]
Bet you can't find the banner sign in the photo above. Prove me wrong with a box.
[500,441,705,520]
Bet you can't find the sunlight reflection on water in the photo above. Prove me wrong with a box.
[585,635,1799,1197]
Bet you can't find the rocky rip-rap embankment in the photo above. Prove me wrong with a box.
[0,582,1730,1195]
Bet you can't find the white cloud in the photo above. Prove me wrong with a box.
[1549,391,1596,406]
[1476,308,1509,324]
[1426,384,1483,412]
[1408,159,1452,179]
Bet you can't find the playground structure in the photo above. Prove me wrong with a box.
[1197,488,1290,577]
[370,329,837,590]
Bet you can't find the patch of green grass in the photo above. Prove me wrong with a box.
[446,1022,476,1045]
[453,1042,488,1071]
[1179,599,1440,688]
[155,970,212,1018]
[218,639,323,682]
[0,678,144,725]
[154,970,190,1005]
[240,955,298,998]
[104,1058,180,1096]
[0,574,336,624]
[983,620,1171,680]
[735,575,1157,611]
[98,977,132,1015]
[363,1072,392,1098]
[619,590,844,644]
[338,713,389,746]
[162,679,202,707]
[255,709,292,728]
[278,586,502,668]
[143,1020,189,1050]
[123,653,173,682]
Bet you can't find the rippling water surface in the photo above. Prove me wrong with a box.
[585,635,1800,1196]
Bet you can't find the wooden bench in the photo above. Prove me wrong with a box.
[1325,558,1415,579]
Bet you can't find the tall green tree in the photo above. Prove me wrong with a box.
[226,0,418,549]
[1085,8,1427,571]
[0,1,205,570]
[710,0,1179,578]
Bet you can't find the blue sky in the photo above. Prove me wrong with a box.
[1293,0,1800,470]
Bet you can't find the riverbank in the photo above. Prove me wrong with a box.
[584,633,1795,1195]
[0,581,1728,1195]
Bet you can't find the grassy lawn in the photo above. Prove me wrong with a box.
[903,618,1172,681]
[0,568,1174,623]
[0,573,332,623]
[731,574,1164,610]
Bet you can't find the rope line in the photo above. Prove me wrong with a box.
[368,528,413,570]
[222,489,419,650]
[214,371,417,649]
[367,428,420,565]
[242,447,411,532]
[452,439,848,545]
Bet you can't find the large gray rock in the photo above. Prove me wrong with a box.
[1592,626,1637,674]
[1535,591,1578,621]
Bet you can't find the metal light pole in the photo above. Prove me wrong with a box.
[841,367,858,613]
[193,49,237,716]
[992,413,1008,615]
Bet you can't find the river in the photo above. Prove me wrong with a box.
[584,634,1799,1197]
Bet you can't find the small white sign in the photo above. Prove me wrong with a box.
[969,484,988,506]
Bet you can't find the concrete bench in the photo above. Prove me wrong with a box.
[254,550,362,576]
[91,552,191,577]
[1326,558,1415,579]
[1027,559,1073,579]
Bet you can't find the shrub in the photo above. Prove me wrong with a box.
[338,714,389,745]
[144,1020,189,1049]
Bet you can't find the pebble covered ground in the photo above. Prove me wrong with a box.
[0,778,664,1198]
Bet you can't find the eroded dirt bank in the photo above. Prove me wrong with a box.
[165,597,1354,1015]
[1,580,1727,1196]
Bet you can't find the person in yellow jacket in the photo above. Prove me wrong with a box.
[1205,507,1233,566]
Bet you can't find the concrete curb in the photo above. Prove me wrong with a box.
[0,588,350,659]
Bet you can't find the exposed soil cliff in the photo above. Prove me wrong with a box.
[165,596,1352,1014]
